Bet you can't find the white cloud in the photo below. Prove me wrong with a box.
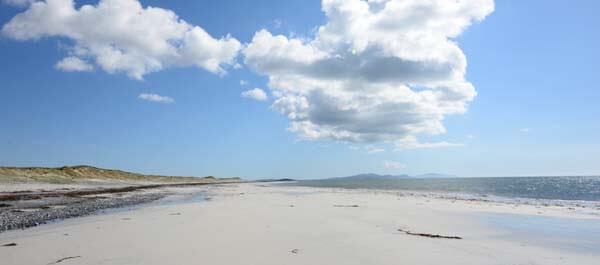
[55,56,93,72]
[240,80,248,86]
[348,144,385,153]
[243,0,494,148]
[2,0,241,79]
[2,0,36,7]
[366,145,385,154]
[520,128,531,133]
[395,136,463,150]
[241,88,268,101]
[138,93,174,104]
[382,160,406,170]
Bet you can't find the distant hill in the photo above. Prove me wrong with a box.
[332,173,457,180]
[332,173,410,180]
[0,165,241,184]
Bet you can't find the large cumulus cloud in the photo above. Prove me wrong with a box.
[243,0,494,148]
[2,0,241,79]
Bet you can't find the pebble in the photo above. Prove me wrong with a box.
[0,193,165,232]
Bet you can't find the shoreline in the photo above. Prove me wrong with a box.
[290,176,600,204]
[282,183,600,219]
[0,181,247,232]
[2,183,600,264]
[3,181,600,233]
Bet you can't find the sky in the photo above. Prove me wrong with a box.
[1,0,599,179]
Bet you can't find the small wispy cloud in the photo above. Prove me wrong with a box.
[366,145,385,154]
[240,80,248,86]
[395,136,463,150]
[520,128,532,133]
[55,56,94,72]
[466,134,475,139]
[382,160,406,170]
[348,145,385,153]
[273,19,282,29]
[241,88,268,101]
[138,93,174,104]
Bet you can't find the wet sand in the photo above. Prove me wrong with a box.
[1,183,599,265]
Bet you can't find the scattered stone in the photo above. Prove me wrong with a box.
[169,213,181,216]
[333,205,359,208]
[1,193,165,232]
[291,249,299,254]
[0,203,11,208]
[397,228,462,239]
[2,243,17,247]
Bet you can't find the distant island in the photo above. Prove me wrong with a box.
[331,173,459,180]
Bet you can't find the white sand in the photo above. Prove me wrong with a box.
[1,183,599,265]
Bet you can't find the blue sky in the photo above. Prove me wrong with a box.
[1,0,599,179]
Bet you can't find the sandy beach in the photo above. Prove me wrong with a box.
[1,183,599,265]
[2,0,599,264]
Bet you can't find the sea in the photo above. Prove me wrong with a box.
[290,175,600,255]
[291,176,600,202]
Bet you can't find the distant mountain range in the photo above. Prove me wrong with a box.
[332,173,458,180]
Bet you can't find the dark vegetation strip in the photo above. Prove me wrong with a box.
[0,181,253,202]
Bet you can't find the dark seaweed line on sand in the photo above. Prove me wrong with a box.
[397,228,463,239]
[0,181,252,202]
[47,256,81,265]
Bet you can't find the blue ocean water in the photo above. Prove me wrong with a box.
[292,176,600,201]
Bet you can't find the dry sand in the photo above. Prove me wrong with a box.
[1,183,599,265]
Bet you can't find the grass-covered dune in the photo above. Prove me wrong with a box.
[0,165,240,184]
